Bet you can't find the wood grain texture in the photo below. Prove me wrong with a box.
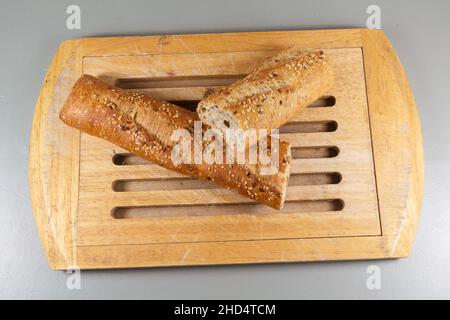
[29,40,82,269]
[29,29,423,269]
[361,30,424,257]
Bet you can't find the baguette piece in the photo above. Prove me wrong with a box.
[60,75,291,209]
[197,47,334,132]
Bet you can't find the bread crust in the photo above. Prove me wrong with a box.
[197,47,334,132]
[60,75,291,209]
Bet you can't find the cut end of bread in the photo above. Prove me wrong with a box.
[277,143,291,210]
[198,104,240,132]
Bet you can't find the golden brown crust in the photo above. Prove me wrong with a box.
[197,47,334,131]
[60,75,291,209]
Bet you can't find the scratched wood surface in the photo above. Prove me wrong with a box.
[28,29,423,269]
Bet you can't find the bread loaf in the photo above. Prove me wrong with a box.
[197,47,334,132]
[60,75,291,209]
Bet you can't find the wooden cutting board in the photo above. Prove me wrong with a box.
[29,29,423,270]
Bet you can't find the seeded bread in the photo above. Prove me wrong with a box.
[197,47,334,132]
[60,75,291,209]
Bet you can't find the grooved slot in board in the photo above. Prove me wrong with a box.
[115,74,246,89]
[112,172,342,192]
[308,95,336,107]
[166,95,336,112]
[112,199,345,219]
[291,146,339,159]
[112,153,150,165]
[168,100,199,111]
[279,120,338,134]
[112,145,340,165]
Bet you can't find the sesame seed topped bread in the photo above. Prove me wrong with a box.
[60,75,291,209]
[197,47,334,132]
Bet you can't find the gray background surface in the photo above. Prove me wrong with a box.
[1,0,449,299]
